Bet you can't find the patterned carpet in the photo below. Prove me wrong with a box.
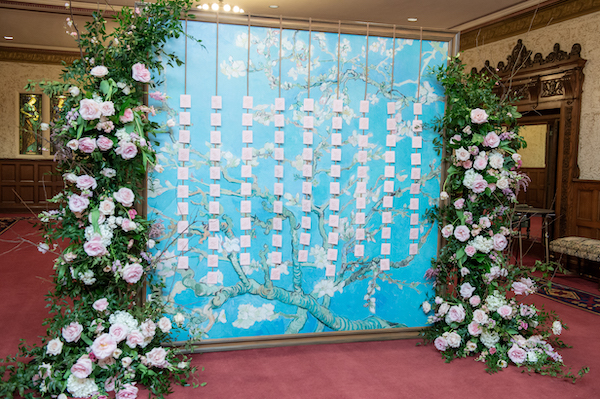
[0,217,19,235]
[537,279,600,315]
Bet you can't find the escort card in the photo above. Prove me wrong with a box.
[242,113,253,127]
[178,167,189,180]
[211,113,221,126]
[409,198,419,210]
[331,148,342,162]
[240,200,251,214]
[241,165,252,178]
[384,180,394,193]
[299,232,311,246]
[274,165,284,178]
[410,213,419,225]
[359,100,369,113]
[384,165,395,178]
[332,117,342,130]
[386,134,396,147]
[274,97,285,111]
[274,114,285,128]
[298,249,308,262]
[242,130,253,143]
[382,212,392,224]
[355,228,365,241]
[241,147,253,161]
[209,218,219,232]
[180,94,192,108]
[411,168,421,180]
[274,130,284,143]
[385,151,395,164]
[409,243,418,255]
[177,220,189,234]
[206,271,219,284]
[359,117,369,130]
[386,118,396,131]
[355,212,365,225]
[178,130,190,144]
[409,228,419,240]
[303,98,314,112]
[178,148,190,162]
[356,182,367,194]
[302,199,312,212]
[381,243,391,255]
[179,112,190,126]
[301,216,311,230]
[209,201,220,214]
[357,166,368,178]
[329,214,339,228]
[387,102,395,114]
[210,131,221,144]
[356,197,366,209]
[240,235,251,248]
[354,244,364,257]
[331,132,342,146]
[242,96,253,109]
[302,182,312,195]
[273,217,282,231]
[240,182,252,196]
[303,115,314,129]
[177,238,189,251]
[329,198,339,211]
[211,95,221,109]
[412,136,423,149]
[382,196,394,208]
[208,236,219,250]
[209,184,220,197]
[239,252,251,266]
[328,232,339,245]
[177,256,188,269]
[330,182,340,195]
[381,226,391,239]
[357,151,368,163]
[410,183,420,195]
[177,185,189,198]
[303,132,313,145]
[330,164,341,178]
[411,153,421,165]
[240,217,251,231]
[333,99,343,112]
[380,258,390,271]
[302,148,313,161]
[413,102,422,115]
[210,166,221,180]
[412,119,423,132]
[273,200,283,214]
[207,255,219,267]
[325,264,336,277]
[274,148,284,161]
[177,201,188,215]
[272,234,283,248]
[209,148,221,161]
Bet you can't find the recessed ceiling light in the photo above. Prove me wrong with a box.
[407,17,418,22]
[269,5,279,8]
[4,36,14,40]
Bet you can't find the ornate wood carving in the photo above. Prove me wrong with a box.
[460,0,600,50]
[559,105,573,237]
[0,46,79,65]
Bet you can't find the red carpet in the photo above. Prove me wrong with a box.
[1,218,599,398]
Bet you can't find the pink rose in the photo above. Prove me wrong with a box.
[92,333,116,359]
[70,356,93,378]
[93,298,109,311]
[149,91,166,101]
[76,175,97,191]
[84,235,108,257]
[115,142,138,160]
[470,108,488,124]
[122,263,144,284]
[497,305,513,319]
[97,135,114,151]
[104,377,116,392]
[453,199,464,209]
[434,336,448,351]
[158,316,172,333]
[441,224,454,238]
[467,321,482,336]
[78,137,97,153]
[454,225,470,242]
[146,347,168,368]
[79,99,103,120]
[471,177,488,193]
[460,283,475,299]
[90,65,108,77]
[109,323,129,343]
[493,233,507,251]
[62,321,83,343]
[114,187,135,207]
[68,194,90,213]
[483,132,500,148]
[446,305,466,323]
[472,309,488,324]
[473,156,487,170]
[132,62,151,83]
[512,282,529,296]
[98,199,115,216]
[116,383,139,399]
[120,108,134,123]
[465,245,476,257]
[128,209,137,219]
[121,219,137,232]
[141,319,156,339]
[455,147,470,161]
[126,329,145,348]
[437,302,450,316]
[462,160,473,169]
[469,295,481,306]
[100,101,115,116]
[507,344,526,364]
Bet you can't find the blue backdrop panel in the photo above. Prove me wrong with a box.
[148,20,448,342]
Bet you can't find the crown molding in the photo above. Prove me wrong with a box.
[0,46,79,65]
[460,0,600,51]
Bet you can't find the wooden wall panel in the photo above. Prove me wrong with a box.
[0,159,61,212]
[518,167,546,208]
[571,180,600,239]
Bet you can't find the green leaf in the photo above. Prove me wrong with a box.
[100,80,111,95]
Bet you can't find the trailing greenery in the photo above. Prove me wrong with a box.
[421,55,588,381]
[0,1,203,398]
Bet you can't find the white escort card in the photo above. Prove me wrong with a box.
[274,97,285,111]
[302,148,313,160]
[303,98,314,112]
[177,256,189,269]
[208,219,219,232]
[410,213,419,225]
[209,184,220,197]
[240,182,252,196]
[354,244,364,257]
[274,114,285,128]
[178,148,189,162]
[329,198,339,212]
[242,113,253,127]
[242,130,253,143]
[241,147,253,161]
[413,102,422,115]
[177,202,188,215]
[330,164,341,178]
[210,95,221,109]
[178,130,190,144]
[303,116,314,129]
[387,102,395,114]
[409,228,419,240]
[412,136,423,149]
[327,248,338,261]
[177,220,189,234]
[242,96,253,109]
[273,200,283,214]
[274,165,284,178]
[411,168,421,180]
[332,117,342,130]
[240,200,251,213]
[207,255,219,267]
[177,238,189,251]
[356,197,366,209]
[209,201,220,215]
[360,100,369,113]
[384,165,395,178]
[355,228,365,241]
[332,99,343,113]
[177,185,189,198]
[210,131,221,144]
[329,215,339,228]
[272,234,283,248]
[274,130,284,143]
[380,258,390,271]
[303,132,313,145]
[178,167,189,180]
[209,148,221,161]
[381,227,391,239]
[325,264,336,277]
[409,198,419,210]
[210,113,221,126]
[382,196,394,208]
[180,94,192,108]
[240,217,251,231]
[179,112,190,126]
[381,243,391,255]
[359,118,369,130]
[241,165,252,178]
[409,243,418,255]
[239,252,251,266]
[331,132,342,146]
[274,148,284,161]
[298,249,308,262]
[411,153,421,165]
[299,232,311,246]
[206,271,219,284]
[209,167,221,180]
[273,217,282,231]
[270,267,281,280]
[386,134,396,147]
[240,235,251,248]
[301,216,311,229]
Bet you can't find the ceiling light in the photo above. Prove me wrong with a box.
[197,0,244,12]
[407,17,418,22]
[4,36,14,40]
[269,5,278,8]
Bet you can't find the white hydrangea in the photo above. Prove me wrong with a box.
[66,375,98,398]
[84,224,114,246]
[79,270,96,285]
[472,235,494,253]
[109,310,139,331]
[115,128,131,142]
[462,169,479,190]
[480,330,500,348]
[485,290,506,311]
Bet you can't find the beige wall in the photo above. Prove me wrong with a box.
[460,11,600,181]
[0,61,64,160]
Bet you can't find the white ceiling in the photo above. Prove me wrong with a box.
[0,0,554,51]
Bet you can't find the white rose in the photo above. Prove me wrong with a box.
[158,316,172,333]
[496,178,509,190]
[455,147,470,161]
[440,191,449,200]
[67,139,79,151]
[121,356,133,367]
[437,302,450,316]
[46,338,63,355]
[445,332,462,348]
[68,86,80,96]
[422,301,431,314]
[90,65,108,77]
[98,199,115,216]
[173,313,185,326]
[552,320,562,335]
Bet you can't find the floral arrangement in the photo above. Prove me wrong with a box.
[421,56,588,380]
[0,1,202,398]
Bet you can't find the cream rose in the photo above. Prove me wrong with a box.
[68,194,90,213]
[120,108,134,123]
[121,263,143,284]
[92,333,116,359]
[76,175,97,191]
[46,338,63,355]
[109,323,129,343]
[90,65,108,77]
[470,108,488,124]
[62,321,83,343]
[114,187,135,207]
[126,329,145,348]
[70,356,93,378]
[132,62,151,83]
[445,332,462,348]
[100,101,115,116]
[140,319,156,339]
[115,142,138,160]
[98,199,115,216]
[79,99,102,120]
[158,316,172,333]
[92,298,109,311]
[146,347,168,368]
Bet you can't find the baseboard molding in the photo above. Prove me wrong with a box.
[166,326,426,354]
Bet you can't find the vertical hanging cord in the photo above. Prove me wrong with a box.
[278,16,283,98]
[184,19,188,94]
[215,14,219,96]
[336,21,341,99]
[390,25,396,96]
[417,27,423,101]
[247,15,251,96]
[364,23,369,101]
[307,18,312,98]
